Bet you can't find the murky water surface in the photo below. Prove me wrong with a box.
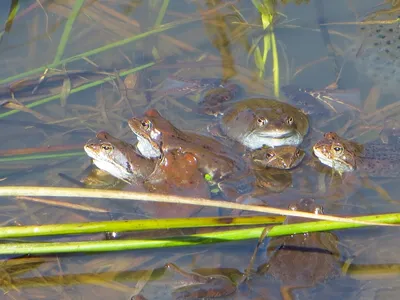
[0,0,399,299]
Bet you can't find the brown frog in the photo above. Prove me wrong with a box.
[313,132,400,177]
[250,146,305,170]
[84,131,155,185]
[197,83,242,117]
[209,98,310,150]
[253,198,341,299]
[84,131,210,218]
[128,109,244,181]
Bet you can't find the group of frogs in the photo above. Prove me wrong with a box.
[83,79,400,299]
[84,80,399,205]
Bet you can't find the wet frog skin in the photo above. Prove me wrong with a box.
[254,198,341,299]
[313,132,400,177]
[250,146,305,170]
[197,83,242,117]
[218,98,309,149]
[84,131,210,217]
[84,131,155,184]
[128,109,243,181]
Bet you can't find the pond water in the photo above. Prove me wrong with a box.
[0,0,400,299]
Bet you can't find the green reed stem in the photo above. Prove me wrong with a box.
[154,0,170,27]
[0,186,394,226]
[0,216,284,238]
[271,30,280,97]
[52,0,84,64]
[0,151,84,162]
[0,18,192,86]
[0,211,400,254]
[0,62,155,119]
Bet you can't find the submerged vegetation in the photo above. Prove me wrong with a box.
[1,0,400,298]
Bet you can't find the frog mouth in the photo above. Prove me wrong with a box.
[313,149,333,167]
[313,148,354,172]
[256,129,295,139]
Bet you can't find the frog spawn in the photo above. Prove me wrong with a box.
[349,14,400,95]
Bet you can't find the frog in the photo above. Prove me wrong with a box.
[84,131,155,185]
[128,108,245,181]
[250,145,305,170]
[148,76,225,100]
[197,83,242,117]
[128,109,307,203]
[203,97,310,150]
[84,131,210,218]
[252,198,341,299]
[312,131,400,177]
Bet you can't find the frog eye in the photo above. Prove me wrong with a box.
[257,117,267,126]
[101,143,113,151]
[141,119,152,130]
[332,145,343,153]
[265,152,275,158]
[286,116,294,125]
[314,206,324,215]
[288,203,297,211]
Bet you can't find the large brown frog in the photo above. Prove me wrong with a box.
[128,108,244,181]
[197,89,310,150]
[219,98,309,150]
[252,198,341,299]
[84,131,210,218]
[313,132,400,177]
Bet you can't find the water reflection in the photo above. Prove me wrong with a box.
[0,0,399,299]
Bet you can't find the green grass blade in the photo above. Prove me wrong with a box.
[0,216,284,239]
[52,0,85,64]
[0,212,399,254]
[0,18,193,86]
[0,62,155,119]
[154,0,170,27]
[0,151,84,163]
[0,0,20,42]
[270,30,280,97]
[5,0,19,32]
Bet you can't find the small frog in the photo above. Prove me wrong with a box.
[313,131,400,177]
[250,146,305,170]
